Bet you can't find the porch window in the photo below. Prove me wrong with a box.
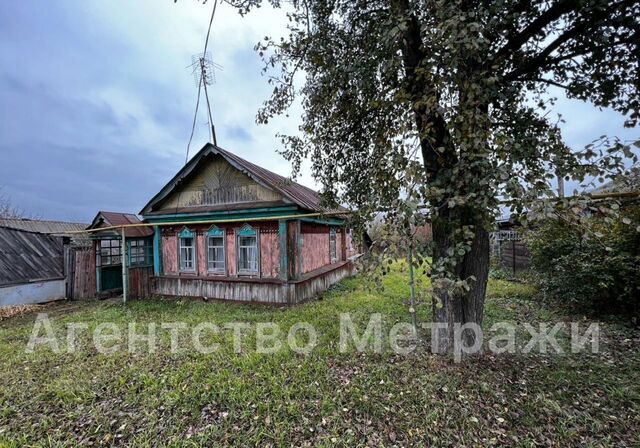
[178,228,196,272]
[237,224,258,274]
[129,239,153,266]
[330,228,338,262]
[207,226,225,273]
[99,239,121,266]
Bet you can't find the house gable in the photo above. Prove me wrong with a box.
[154,154,284,212]
[141,144,348,217]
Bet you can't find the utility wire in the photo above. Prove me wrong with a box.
[185,76,203,165]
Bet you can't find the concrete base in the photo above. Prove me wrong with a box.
[0,279,65,307]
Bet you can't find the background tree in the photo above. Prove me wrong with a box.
[221,0,639,354]
[0,187,25,219]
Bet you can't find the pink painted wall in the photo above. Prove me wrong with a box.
[196,233,207,275]
[301,224,331,274]
[159,222,281,279]
[161,234,177,274]
[226,228,236,276]
[260,230,280,278]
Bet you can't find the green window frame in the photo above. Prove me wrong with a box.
[98,239,121,266]
[129,239,153,267]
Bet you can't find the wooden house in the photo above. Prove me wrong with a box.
[87,144,357,304]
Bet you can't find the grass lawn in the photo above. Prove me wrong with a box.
[0,267,638,447]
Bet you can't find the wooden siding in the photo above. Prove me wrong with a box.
[287,220,301,279]
[289,262,355,303]
[226,228,236,276]
[301,224,330,274]
[70,247,96,299]
[129,266,153,299]
[260,228,280,278]
[158,155,282,211]
[196,232,207,275]
[161,234,178,275]
[498,240,530,272]
[161,223,282,279]
[0,227,64,286]
[152,261,354,304]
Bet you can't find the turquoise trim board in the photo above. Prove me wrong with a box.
[300,217,346,226]
[153,226,161,276]
[279,220,287,280]
[95,264,101,293]
[142,205,299,223]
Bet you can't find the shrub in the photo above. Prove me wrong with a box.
[526,206,640,316]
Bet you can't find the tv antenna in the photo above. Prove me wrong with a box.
[189,52,222,145]
[184,0,220,165]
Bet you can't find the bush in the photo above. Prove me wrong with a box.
[526,206,640,316]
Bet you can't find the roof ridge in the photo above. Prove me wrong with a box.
[216,146,311,188]
[0,217,88,225]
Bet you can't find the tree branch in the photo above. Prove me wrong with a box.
[494,0,577,60]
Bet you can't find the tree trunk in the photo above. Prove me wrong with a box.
[431,216,490,355]
[392,0,491,355]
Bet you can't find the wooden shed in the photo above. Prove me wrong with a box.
[0,226,66,306]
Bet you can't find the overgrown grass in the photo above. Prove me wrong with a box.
[0,267,638,447]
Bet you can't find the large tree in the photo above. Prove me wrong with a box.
[223,0,639,353]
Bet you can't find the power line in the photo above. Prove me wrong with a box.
[185,76,203,165]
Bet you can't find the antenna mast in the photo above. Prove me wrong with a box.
[191,52,222,145]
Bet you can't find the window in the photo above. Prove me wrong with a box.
[330,228,338,262]
[99,239,121,266]
[207,226,225,273]
[237,224,258,274]
[129,239,153,266]
[178,228,196,272]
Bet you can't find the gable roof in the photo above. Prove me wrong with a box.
[140,144,346,216]
[87,211,153,238]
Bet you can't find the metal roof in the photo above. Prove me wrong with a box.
[0,218,90,247]
[140,144,348,216]
[0,226,64,286]
[87,211,154,238]
[0,218,87,236]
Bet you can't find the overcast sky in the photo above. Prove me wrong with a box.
[0,1,637,223]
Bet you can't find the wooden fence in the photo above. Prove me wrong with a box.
[491,231,530,273]
[65,247,96,299]
[128,266,153,299]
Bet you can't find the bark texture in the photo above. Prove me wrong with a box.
[393,0,491,355]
